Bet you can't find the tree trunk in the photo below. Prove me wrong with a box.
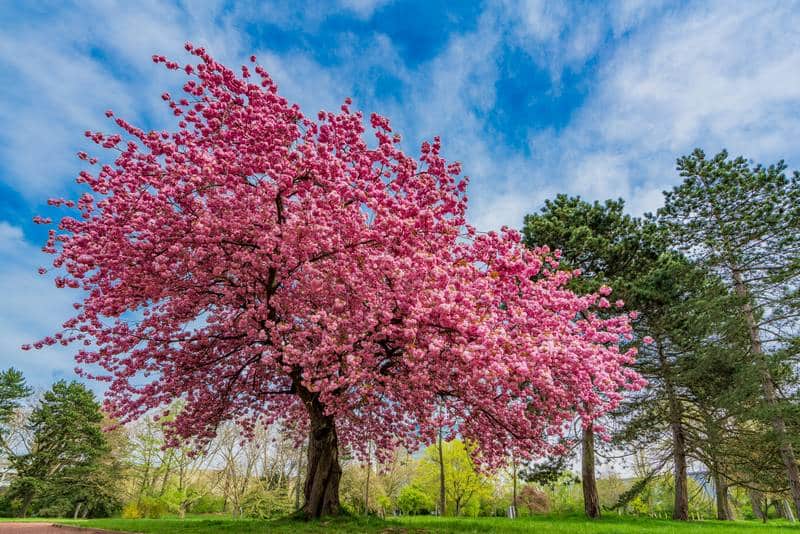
[732,271,800,517]
[73,502,83,520]
[582,424,601,519]
[750,490,765,522]
[511,457,517,517]
[783,500,796,522]
[294,443,304,511]
[712,468,732,520]
[20,492,33,518]
[299,391,341,518]
[659,342,689,520]
[364,454,371,515]
[671,417,689,520]
[438,428,446,517]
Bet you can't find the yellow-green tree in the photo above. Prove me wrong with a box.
[413,439,490,516]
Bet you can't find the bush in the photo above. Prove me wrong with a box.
[120,502,141,519]
[240,488,294,519]
[397,486,433,515]
[191,493,225,514]
[121,496,170,519]
[35,499,72,518]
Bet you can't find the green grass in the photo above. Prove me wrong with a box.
[36,514,800,533]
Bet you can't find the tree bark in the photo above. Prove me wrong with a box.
[364,453,371,515]
[750,490,765,522]
[295,444,303,511]
[511,457,517,517]
[712,468,732,520]
[783,500,796,522]
[732,271,800,517]
[582,424,601,519]
[658,342,689,520]
[671,417,689,520]
[438,428,446,517]
[299,390,341,518]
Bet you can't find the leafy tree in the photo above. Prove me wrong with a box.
[7,381,119,517]
[659,148,800,515]
[0,368,30,485]
[620,251,748,520]
[0,368,30,437]
[414,440,490,516]
[523,195,658,519]
[396,485,434,515]
[518,484,549,514]
[31,48,641,516]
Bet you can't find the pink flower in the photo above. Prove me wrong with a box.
[29,48,642,481]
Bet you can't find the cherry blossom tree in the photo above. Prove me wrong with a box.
[29,45,644,517]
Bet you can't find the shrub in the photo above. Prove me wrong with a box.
[121,496,170,519]
[397,486,433,515]
[191,493,225,514]
[240,489,294,519]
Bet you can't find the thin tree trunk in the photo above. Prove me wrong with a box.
[658,342,689,520]
[512,457,517,517]
[671,417,689,520]
[582,424,601,519]
[364,451,371,515]
[438,428,446,517]
[712,468,732,520]
[20,492,33,518]
[732,272,800,517]
[750,490,766,522]
[73,502,82,520]
[295,444,303,511]
[783,500,796,522]
[298,388,341,518]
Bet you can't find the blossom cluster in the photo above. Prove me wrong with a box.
[31,45,644,466]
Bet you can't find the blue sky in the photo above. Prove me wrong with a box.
[2,0,800,389]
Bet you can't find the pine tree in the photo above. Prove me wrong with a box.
[659,149,800,516]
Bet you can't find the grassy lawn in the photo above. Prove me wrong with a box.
[33,514,800,533]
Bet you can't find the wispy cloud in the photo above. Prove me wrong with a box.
[2,0,800,386]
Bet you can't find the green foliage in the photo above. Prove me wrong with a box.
[0,368,30,453]
[240,488,294,519]
[191,494,226,514]
[523,194,661,294]
[413,439,491,516]
[397,485,434,515]
[6,380,120,518]
[0,368,29,427]
[121,495,171,519]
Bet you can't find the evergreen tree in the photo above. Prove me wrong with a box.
[0,368,30,453]
[659,149,800,516]
[8,380,120,517]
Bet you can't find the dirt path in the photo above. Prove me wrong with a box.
[0,524,123,533]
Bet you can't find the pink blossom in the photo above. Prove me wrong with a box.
[31,49,641,470]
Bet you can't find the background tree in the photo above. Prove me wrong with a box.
[32,48,641,517]
[659,149,800,515]
[414,440,489,516]
[523,195,659,519]
[7,381,119,517]
[0,368,30,487]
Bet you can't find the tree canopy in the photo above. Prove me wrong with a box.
[30,47,642,517]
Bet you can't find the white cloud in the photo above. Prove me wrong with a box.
[3,2,800,397]
[0,222,79,387]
